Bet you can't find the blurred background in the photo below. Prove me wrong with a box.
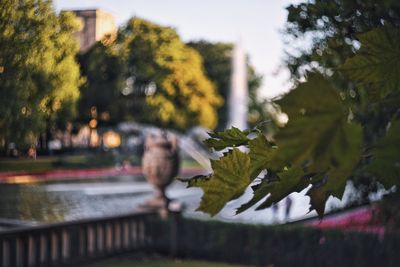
[1,0,398,223]
[0,0,309,225]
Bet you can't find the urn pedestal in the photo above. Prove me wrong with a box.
[141,132,180,217]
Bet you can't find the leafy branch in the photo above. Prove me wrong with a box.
[185,74,362,218]
[183,26,400,219]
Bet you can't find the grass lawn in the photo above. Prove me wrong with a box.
[0,154,128,172]
[0,154,202,173]
[87,258,245,267]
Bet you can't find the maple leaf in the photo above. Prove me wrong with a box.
[248,133,276,178]
[203,127,251,151]
[186,148,251,216]
[367,119,400,189]
[269,73,362,217]
[341,26,400,99]
[237,167,308,214]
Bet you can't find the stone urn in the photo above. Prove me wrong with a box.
[142,131,180,211]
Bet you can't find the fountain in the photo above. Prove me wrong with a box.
[227,41,248,130]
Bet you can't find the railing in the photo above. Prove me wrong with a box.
[2,210,399,267]
[0,210,165,267]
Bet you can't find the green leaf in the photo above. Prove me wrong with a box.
[248,133,276,178]
[204,127,250,151]
[307,122,362,217]
[233,133,278,214]
[186,148,251,216]
[237,167,307,214]
[341,26,400,99]
[272,73,349,167]
[270,73,362,217]
[367,119,400,188]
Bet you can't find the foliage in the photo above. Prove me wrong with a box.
[185,148,251,216]
[341,26,400,99]
[183,3,400,218]
[366,119,400,189]
[120,18,222,130]
[284,0,400,79]
[283,1,400,201]
[186,74,363,217]
[187,23,400,217]
[187,41,232,129]
[80,19,223,130]
[341,26,400,191]
[203,127,252,151]
[78,42,127,124]
[0,0,81,152]
[187,41,265,130]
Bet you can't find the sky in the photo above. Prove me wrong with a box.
[54,0,302,99]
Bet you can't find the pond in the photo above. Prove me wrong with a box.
[0,173,355,227]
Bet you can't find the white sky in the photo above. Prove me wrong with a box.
[54,0,302,99]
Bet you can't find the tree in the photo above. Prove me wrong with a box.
[187,40,264,130]
[0,0,81,154]
[78,42,127,125]
[79,18,223,131]
[120,18,223,130]
[284,0,400,80]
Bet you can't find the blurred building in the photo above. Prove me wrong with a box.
[67,9,117,53]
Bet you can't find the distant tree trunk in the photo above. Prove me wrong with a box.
[39,133,46,152]
[1,138,8,157]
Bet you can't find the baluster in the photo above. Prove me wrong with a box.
[93,225,98,256]
[2,240,10,267]
[8,238,16,267]
[56,231,63,264]
[27,235,34,267]
[126,220,132,250]
[0,238,3,267]
[22,236,29,267]
[139,220,145,247]
[106,222,113,252]
[61,230,69,262]
[33,234,41,267]
[50,232,57,263]
[87,225,94,256]
[114,222,120,250]
[69,225,80,261]
[123,220,129,249]
[131,221,137,249]
[80,226,88,258]
[96,223,103,254]
[44,233,52,265]
[40,235,46,265]
[119,221,124,250]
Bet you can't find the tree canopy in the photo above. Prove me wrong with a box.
[284,0,400,80]
[78,42,127,125]
[79,18,222,131]
[0,0,81,153]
